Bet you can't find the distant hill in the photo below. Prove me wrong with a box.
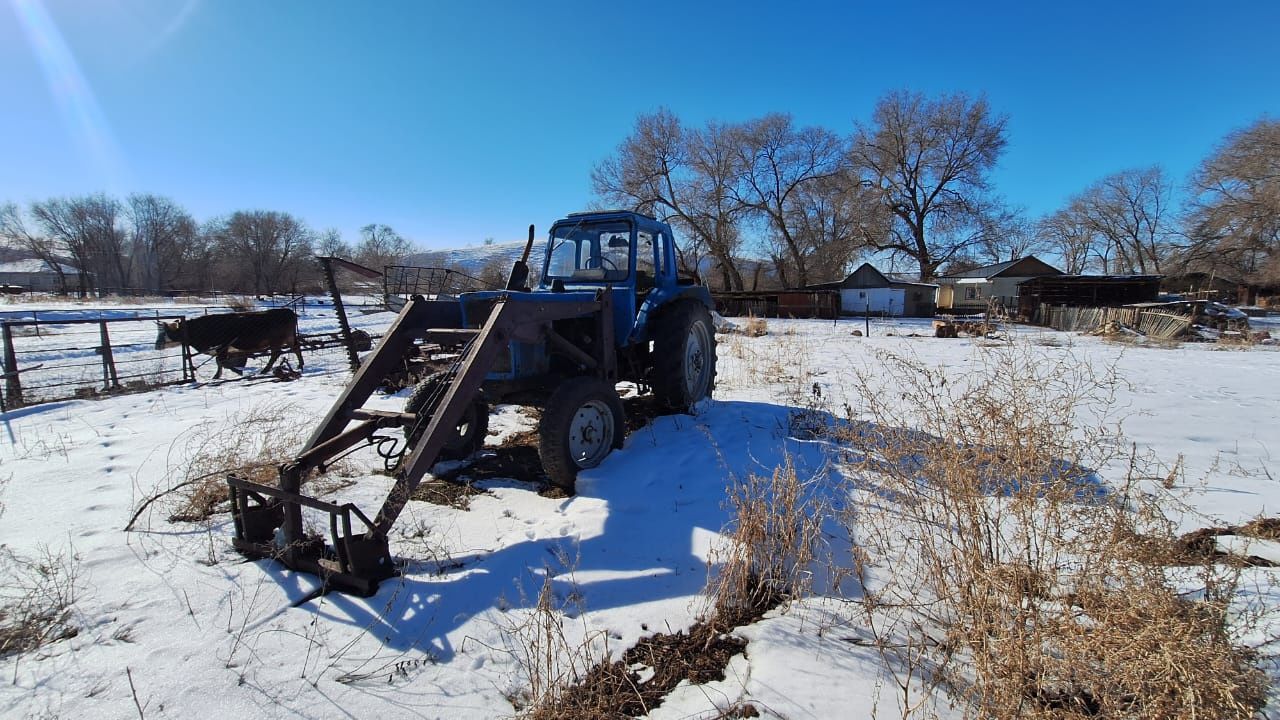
[400,240,546,277]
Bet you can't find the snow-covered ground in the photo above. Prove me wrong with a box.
[1,306,1278,718]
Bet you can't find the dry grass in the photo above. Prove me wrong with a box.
[833,344,1266,719]
[130,400,355,528]
[743,314,768,337]
[501,572,610,715]
[706,458,823,623]
[0,545,80,656]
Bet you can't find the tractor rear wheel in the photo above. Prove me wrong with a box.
[651,301,716,413]
[403,371,489,461]
[538,376,625,493]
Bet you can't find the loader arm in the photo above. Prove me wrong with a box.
[227,292,605,595]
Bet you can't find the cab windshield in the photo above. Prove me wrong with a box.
[544,221,632,283]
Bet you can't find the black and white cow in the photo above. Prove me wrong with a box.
[155,308,304,379]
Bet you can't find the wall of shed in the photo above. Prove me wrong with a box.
[840,287,902,315]
[0,272,62,292]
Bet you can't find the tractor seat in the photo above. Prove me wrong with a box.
[635,269,653,293]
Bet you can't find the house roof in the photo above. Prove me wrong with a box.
[807,263,939,291]
[0,259,80,275]
[938,256,1063,280]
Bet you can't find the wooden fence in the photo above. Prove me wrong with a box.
[1036,304,1193,339]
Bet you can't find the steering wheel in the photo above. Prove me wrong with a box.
[584,255,620,274]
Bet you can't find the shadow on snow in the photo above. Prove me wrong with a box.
[246,399,1104,663]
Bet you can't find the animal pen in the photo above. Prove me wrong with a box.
[1,310,370,410]
[1,314,193,409]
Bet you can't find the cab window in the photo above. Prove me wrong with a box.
[545,221,632,282]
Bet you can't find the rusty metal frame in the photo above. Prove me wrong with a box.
[227,290,609,595]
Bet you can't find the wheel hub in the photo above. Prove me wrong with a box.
[568,400,614,468]
[683,322,711,399]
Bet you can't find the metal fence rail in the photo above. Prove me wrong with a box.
[383,266,498,311]
[1,315,192,409]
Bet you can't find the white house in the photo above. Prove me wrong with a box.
[808,263,938,317]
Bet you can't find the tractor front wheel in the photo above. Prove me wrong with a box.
[403,372,489,461]
[538,377,625,493]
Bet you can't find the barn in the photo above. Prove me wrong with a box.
[1017,275,1163,318]
[807,263,938,317]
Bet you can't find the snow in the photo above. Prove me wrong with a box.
[1,305,1278,718]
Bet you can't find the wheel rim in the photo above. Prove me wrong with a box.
[683,320,712,401]
[567,399,614,468]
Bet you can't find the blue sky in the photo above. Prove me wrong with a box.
[2,0,1278,250]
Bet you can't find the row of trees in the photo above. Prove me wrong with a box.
[592,91,1010,288]
[0,195,414,294]
[594,94,1280,288]
[1032,117,1278,283]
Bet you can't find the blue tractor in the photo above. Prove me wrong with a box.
[227,210,717,594]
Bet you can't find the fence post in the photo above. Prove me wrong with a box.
[99,320,120,390]
[2,322,21,407]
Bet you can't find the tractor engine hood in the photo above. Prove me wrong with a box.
[458,287,637,341]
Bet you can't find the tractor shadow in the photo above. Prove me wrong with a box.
[269,399,1104,663]
[282,399,835,662]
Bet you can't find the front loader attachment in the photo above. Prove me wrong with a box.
[226,292,606,595]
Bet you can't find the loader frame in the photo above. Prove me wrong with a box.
[228,290,614,595]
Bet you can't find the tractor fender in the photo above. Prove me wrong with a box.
[630,286,714,344]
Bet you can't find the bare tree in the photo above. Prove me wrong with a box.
[733,114,847,287]
[29,195,130,293]
[0,203,69,291]
[972,203,1043,265]
[126,194,196,293]
[1184,118,1280,282]
[1036,207,1097,274]
[209,210,314,293]
[1075,167,1173,274]
[592,109,747,290]
[355,224,413,271]
[850,90,1009,281]
[780,171,881,284]
[315,228,352,258]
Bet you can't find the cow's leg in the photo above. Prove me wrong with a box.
[292,337,304,374]
[260,347,281,374]
[213,348,226,380]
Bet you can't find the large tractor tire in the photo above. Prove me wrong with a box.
[651,301,717,413]
[403,371,489,461]
[538,376,626,493]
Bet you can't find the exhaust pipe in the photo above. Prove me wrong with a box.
[505,224,535,291]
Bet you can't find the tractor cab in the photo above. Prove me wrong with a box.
[542,211,672,291]
[537,210,681,343]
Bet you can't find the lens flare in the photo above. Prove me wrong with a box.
[10,0,128,188]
